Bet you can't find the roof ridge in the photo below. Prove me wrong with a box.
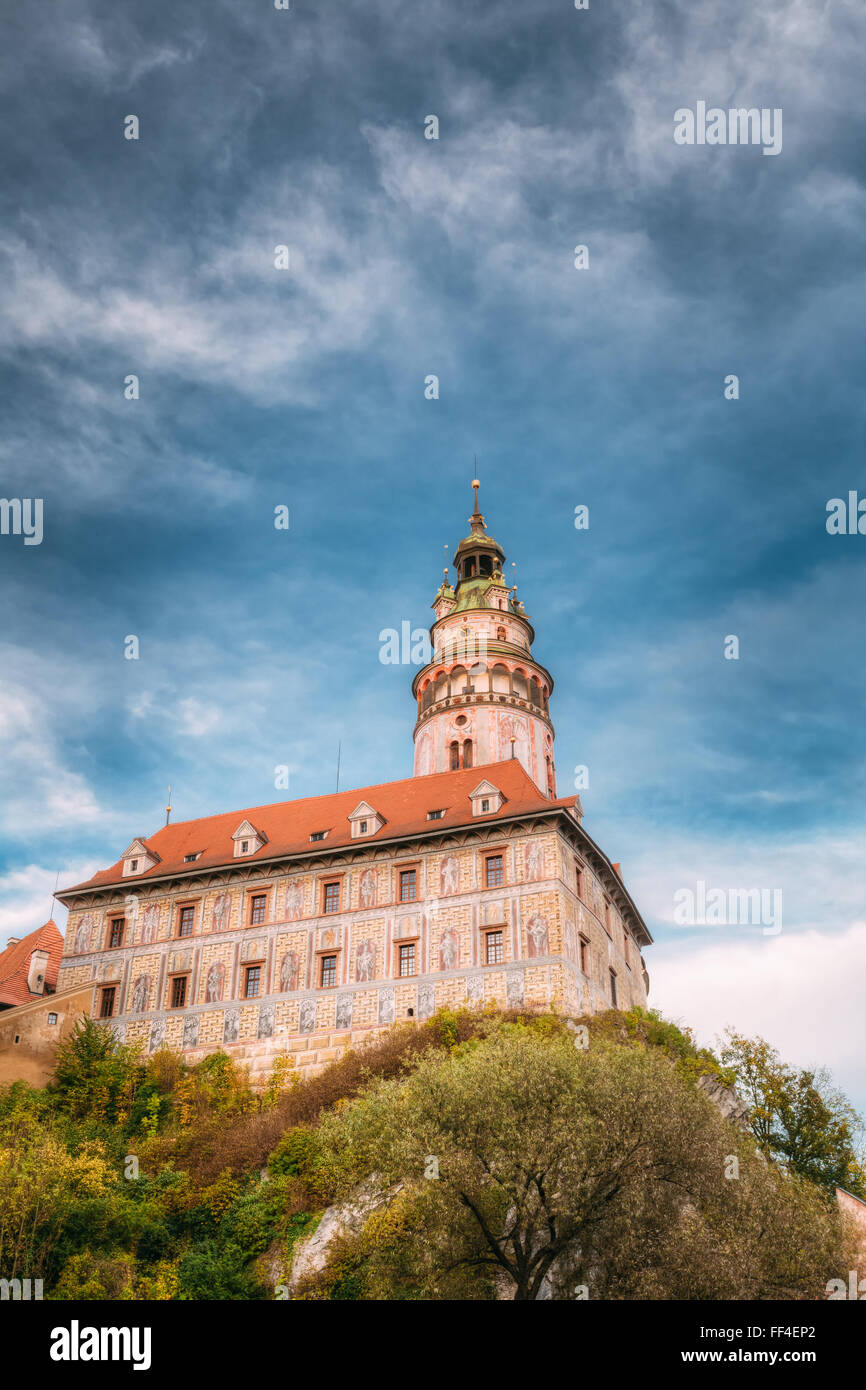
[141,759,537,835]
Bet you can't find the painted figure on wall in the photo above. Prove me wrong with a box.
[356,938,375,982]
[279,950,300,992]
[74,915,94,954]
[360,868,377,908]
[299,999,316,1033]
[440,856,459,895]
[131,974,151,1013]
[212,892,232,933]
[440,930,459,971]
[205,961,225,1003]
[140,904,160,944]
[285,879,304,921]
[524,839,544,882]
[526,914,549,958]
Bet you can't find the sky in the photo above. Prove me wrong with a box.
[1,1,864,1110]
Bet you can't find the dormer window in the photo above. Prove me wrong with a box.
[310,830,328,842]
[232,821,266,858]
[469,780,504,817]
[427,809,445,820]
[184,852,201,863]
[121,838,159,878]
[348,802,384,839]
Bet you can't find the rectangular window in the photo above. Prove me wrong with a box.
[427,809,444,820]
[359,820,368,834]
[129,859,138,872]
[310,830,327,842]
[178,904,195,937]
[398,942,416,977]
[623,932,630,969]
[609,970,617,1007]
[99,987,115,1019]
[184,852,199,863]
[108,918,125,949]
[244,966,261,999]
[603,898,612,937]
[399,869,417,902]
[485,930,504,965]
[320,954,337,988]
[250,893,267,925]
[323,882,340,914]
[575,861,584,900]
[485,854,504,888]
[47,1012,57,1026]
[171,976,188,1009]
[579,936,589,975]
[240,840,249,853]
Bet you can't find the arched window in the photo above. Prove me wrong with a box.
[473,666,490,694]
[512,670,529,701]
[546,756,555,796]
[496,625,506,641]
[422,684,434,710]
[463,739,473,769]
[491,664,511,695]
[450,665,470,697]
[529,678,542,708]
[449,741,460,770]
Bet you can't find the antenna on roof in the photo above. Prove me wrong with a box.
[165,785,172,827]
[335,742,341,794]
[48,867,60,922]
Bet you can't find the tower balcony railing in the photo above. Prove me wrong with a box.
[415,689,552,725]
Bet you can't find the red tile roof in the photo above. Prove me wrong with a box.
[0,920,64,1007]
[60,760,578,896]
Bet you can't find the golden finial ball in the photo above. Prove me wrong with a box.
[472,478,480,489]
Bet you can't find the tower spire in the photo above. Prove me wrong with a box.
[470,475,485,534]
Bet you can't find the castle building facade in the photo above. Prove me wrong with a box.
[55,489,652,1079]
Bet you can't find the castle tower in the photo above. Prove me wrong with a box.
[412,481,557,796]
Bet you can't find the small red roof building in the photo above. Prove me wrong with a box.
[0,920,63,1009]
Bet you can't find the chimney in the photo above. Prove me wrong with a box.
[6,936,20,946]
[27,948,51,995]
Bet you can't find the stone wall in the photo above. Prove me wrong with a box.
[0,984,96,1085]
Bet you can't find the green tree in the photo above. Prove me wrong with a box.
[50,1016,144,1126]
[721,1030,865,1196]
[312,1025,849,1300]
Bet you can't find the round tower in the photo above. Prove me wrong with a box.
[412,482,557,796]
